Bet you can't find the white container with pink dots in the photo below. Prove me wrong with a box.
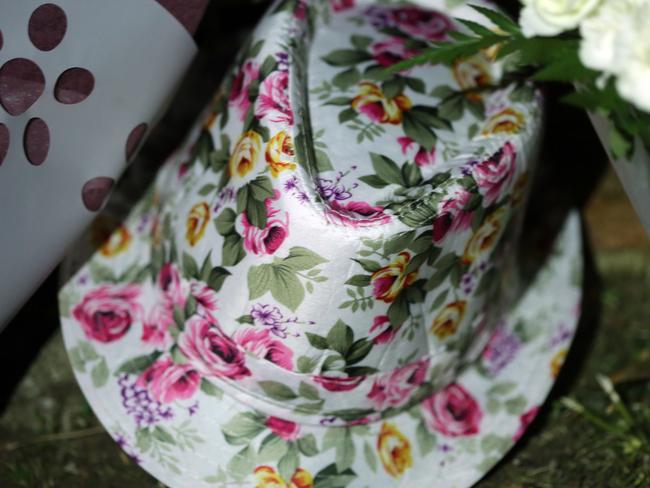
[0,0,205,327]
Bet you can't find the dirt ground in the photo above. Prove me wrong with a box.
[1,2,649,487]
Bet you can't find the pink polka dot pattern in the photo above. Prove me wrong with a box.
[125,123,148,162]
[28,3,67,52]
[24,117,50,166]
[0,58,46,116]
[155,0,208,35]
[54,67,95,104]
[0,123,9,166]
[82,177,115,212]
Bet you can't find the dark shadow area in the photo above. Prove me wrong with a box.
[0,273,59,413]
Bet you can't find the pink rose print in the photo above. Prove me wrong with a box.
[190,281,219,319]
[73,285,142,343]
[327,200,391,227]
[136,356,200,404]
[178,315,251,380]
[294,0,308,20]
[398,136,436,168]
[346,415,380,426]
[255,71,293,125]
[239,189,289,255]
[367,358,429,411]
[369,315,396,345]
[158,263,186,308]
[314,375,365,392]
[234,327,294,370]
[330,0,355,12]
[141,303,174,349]
[391,7,453,41]
[431,188,475,243]
[513,405,540,441]
[471,142,517,207]
[421,383,483,437]
[371,37,418,68]
[266,416,301,441]
[229,60,260,121]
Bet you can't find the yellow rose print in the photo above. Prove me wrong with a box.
[254,465,313,488]
[229,130,263,179]
[352,81,412,125]
[482,108,526,136]
[462,208,507,265]
[431,301,467,339]
[371,252,418,303]
[202,111,218,131]
[377,422,413,478]
[266,130,296,177]
[550,348,568,379]
[186,202,210,247]
[91,217,132,257]
[452,53,493,101]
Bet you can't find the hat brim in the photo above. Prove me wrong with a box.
[60,211,583,488]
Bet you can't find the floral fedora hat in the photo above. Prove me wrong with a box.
[58,0,584,487]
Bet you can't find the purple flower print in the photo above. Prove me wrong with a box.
[296,191,310,203]
[315,167,359,202]
[284,175,312,204]
[364,6,392,30]
[439,443,453,453]
[119,374,173,429]
[212,187,235,214]
[549,322,573,348]
[284,176,299,191]
[250,303,314,338]
[114,433,143,464]
[137,213,152,233]
[115,434,128,450]
[276,51,291,72]
[481,325,522,376]
[251,303,283,328]
[187,401,199,417]
[461,272,476,295]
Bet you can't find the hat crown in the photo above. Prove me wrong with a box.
[133,0,538,425]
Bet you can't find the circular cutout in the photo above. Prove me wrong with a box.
[82,177,115,212]
[0,58,46,116]
[54,67,95,104]
[125,123,148,162]
[28,3,67,51]
[0,124,9,166]
[24,117,50,165]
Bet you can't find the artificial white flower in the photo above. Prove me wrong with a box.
[519,0,602,37]
[579,0,650,112]
[579,0,641,73]
[614,2,650,112]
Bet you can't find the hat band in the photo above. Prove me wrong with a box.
[171,311,497,427]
